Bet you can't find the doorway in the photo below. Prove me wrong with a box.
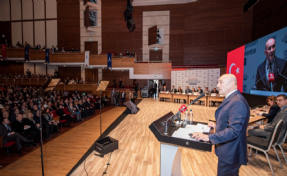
[85,41,98,54]
[148,80,159,97]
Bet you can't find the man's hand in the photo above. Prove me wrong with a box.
[259,125,265,129]
[49,122,52,125]
[36,124,40,128]
[192,132,209,142]
[208,122,216,129]
[10,132,15,135]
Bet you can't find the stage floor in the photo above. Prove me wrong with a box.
[70,98,287,176]
[1,98,287,176]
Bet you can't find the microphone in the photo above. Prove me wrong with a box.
[268,62,274,91]
[171,94,205,122]
[268,73,275,84]
[179,104,187,113]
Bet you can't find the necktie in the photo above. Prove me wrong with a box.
[6,124,11,132]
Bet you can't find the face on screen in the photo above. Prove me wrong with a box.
[264,38,276,62]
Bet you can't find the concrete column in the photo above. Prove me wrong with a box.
[81,66,85,83]
[98,68,102,83]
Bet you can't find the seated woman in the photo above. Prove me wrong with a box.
[175,87,183,103]
[255,95,280,123]
[43,108,60,133]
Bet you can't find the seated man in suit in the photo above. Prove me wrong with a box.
[196,86,204,105]
[184,86,192,103]
[211,88,219,106]
[248,94,287,140]
[9,108,19,123]
[57,104,72,127]
[204,87,210,95]
[33,110,53,139]
[11,114,37,142]
[78,99,88,118]
[68,102,81,122]
[0,118,32,154]
[255,38,287,92]
[171,86,177,94]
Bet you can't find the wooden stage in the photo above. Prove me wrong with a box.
[1,98,287,176]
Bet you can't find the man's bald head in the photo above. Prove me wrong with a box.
[264,38,276,62]
[217,74,237,96]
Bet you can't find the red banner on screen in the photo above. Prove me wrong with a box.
[227,45,245,92]
[1,44,7,59]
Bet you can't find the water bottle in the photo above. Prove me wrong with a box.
[189,110,193,124]
[185,110,189,123]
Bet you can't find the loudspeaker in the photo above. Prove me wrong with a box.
[94,136,118,155]
[127,19,136,32]
[124,100,140,114]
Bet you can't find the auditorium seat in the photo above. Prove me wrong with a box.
[0,136,16,154]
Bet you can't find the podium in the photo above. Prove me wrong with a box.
[149,112,213,176]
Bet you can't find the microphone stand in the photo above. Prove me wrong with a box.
[163,94,205,135]
[277,67,287,80]
[33,78,50,176]
[250,74,265,92]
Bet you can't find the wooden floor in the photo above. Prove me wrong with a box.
[71,98,287,176]
[1,98,287,176]
[0,106,127,176]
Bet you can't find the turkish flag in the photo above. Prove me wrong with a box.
[1,44,7,59]
[226,45,245,92]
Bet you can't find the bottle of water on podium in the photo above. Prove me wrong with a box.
[190,110,193,124]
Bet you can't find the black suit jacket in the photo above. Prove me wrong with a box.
[11,120,25,135]
[9,113,17,122]
[262,105,281,123]
[0,123,14,144]
[255,56,287,92]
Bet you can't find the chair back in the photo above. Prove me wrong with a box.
[267,120,284,150]
[278,121,287,145]
[63,107,68,113]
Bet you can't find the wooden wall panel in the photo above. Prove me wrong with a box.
[58,67,81,81]
[11,22,22,46]
[252,0,287,40]
[23,22,34,47]
[22,0,33,20]
[102,0,253,66]
[102,69,133,88]
[0,61,24,75]
[0,0,11,21]
[57,0,80,51]
[85,68,98,83]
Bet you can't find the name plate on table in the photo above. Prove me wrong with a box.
[193,93,198,95]
[176,92,180,94]
[210,93,217,97]
[182,93,186,95]
[165,92,169,94]
[160,91,164,93]
[188,93,192,95]
[219,95,224,97]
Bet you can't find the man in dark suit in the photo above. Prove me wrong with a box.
[56,105,71,127]
[255,38,287,92]
[0,118,31,154]
[121,90,126,106]
[9,108,19,123]
[78,99,89,118]
[248,94,287,140]
[171,86,177,93]
[193,74,250,175]
[11,114,37,142]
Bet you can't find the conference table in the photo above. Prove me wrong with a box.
[158,92,225,107]
[209,108,269,125]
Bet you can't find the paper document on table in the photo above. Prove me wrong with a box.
[185,123,211,133]
[24,126,31,130]
[172,128,196,141]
